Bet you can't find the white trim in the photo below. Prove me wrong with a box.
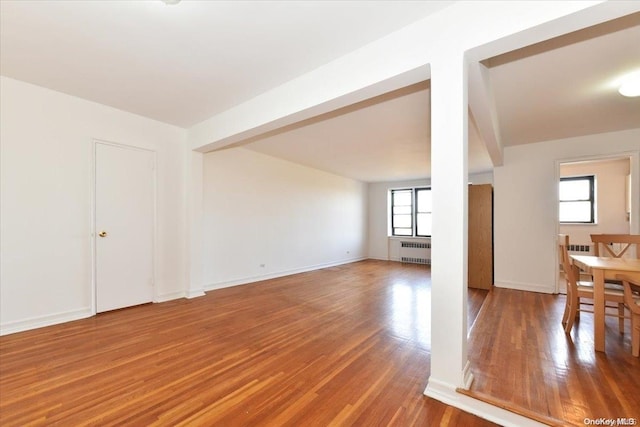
[91,141,97,315]
[387,236,431,241]
[424,379,546,427]
[0,308,92,336]
[92,139,158,313]
[461,360,474,390]
[155,291,186,303]
[494,280,555,294]
[205,257,366,291]
[367,256,391,261]
[186,289,205,299]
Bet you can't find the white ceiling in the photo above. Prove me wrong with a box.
[486,14,640,147]
[242,82,492,181]
[0,0,452,127]
[1,1,639,183]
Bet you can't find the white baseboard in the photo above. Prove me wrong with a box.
[367,256,390,261]
[494,280,555,294]
[155,291,185,302]
[186,289,205,299]
[461,360,474,389]
[2,290,197,335]
[0,307,93,336]
[424,377,546,427]
[205,257,366,291]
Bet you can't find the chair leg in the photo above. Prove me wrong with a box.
[565,295,578,334]
[632,315,640,358]
[618,303,625,334]
[561,294,570,326]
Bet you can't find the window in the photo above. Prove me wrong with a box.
[391,187,432,237]
[559,175,595,223]
[415,188,432,237]
[391,189,413,236]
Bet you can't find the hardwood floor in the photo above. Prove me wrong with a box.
[5,260,636,426]
[467,287,640,426]
[0,260,494,426]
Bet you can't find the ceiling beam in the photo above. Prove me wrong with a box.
[188,66,431,153]
[188,1,639,154]
[468,62,503,167]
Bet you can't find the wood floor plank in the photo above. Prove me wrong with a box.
[467,287,640,426]
[4,261,638,426]
[0,261,494,426]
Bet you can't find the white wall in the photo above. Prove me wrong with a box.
[367,173,493,261]
[559,158,630,245]
[0,77,188,334]
[494,128,640,294]
[202,147,367,289]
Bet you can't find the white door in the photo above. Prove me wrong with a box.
[95,142,155,313]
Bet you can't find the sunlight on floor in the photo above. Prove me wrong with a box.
[388,281,431,349]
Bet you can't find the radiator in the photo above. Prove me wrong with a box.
[400,241,431,265]
[560,243,593,273]
[567,243,593,256]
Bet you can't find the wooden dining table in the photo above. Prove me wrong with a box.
[570,255,640,352]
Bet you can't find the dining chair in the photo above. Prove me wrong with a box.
[617,274,640,357]
[590,234,640,287]
[559,234,626,334]
[591,234,640,259]
[617,275,640,357]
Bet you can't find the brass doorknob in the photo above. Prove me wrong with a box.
[98,231,108,237]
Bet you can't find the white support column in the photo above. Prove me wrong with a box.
[425,51,471,393]
[185,150,205,299]
[424,50,551,427]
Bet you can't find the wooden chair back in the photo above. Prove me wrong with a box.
[617,274,640,357]
[559,234,578,288]
[618,274,640,314]
[591,234,640,259]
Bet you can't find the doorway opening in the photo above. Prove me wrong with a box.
[556,155,632,293]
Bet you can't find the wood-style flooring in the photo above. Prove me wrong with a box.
[468,287,640,426]
[2,260,638,426]
[0,261,493,426]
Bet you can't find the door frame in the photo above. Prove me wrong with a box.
[91,139,158,315]
[554,150,640,293]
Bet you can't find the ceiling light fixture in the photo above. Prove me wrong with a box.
[618,71,640,97]
[161,0,181,5]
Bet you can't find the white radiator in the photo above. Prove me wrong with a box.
[399,241,431,265]
[567,243,594,256]
[560,243,593,273]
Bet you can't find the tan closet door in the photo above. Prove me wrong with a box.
[468,184,493,290]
